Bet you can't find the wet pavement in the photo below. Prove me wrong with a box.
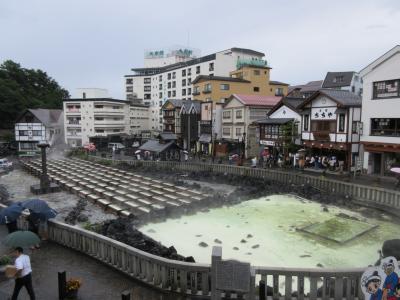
[0,227,191,300]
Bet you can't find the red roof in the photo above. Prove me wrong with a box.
[232,94,282,107]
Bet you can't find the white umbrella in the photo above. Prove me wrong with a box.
[135,150,141,154]
[390,167,400,174]
[183,150,189,154]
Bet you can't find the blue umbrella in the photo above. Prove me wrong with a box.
[22,199,58,220]
[0,203,23,224]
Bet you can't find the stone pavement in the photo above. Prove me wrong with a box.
[0,226,190,300]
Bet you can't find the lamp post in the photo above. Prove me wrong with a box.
[241,132,246,160]
[30,140,60,194]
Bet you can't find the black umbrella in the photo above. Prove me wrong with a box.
[0,203,23,225]
[22,199,57,220]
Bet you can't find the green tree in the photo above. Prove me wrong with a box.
[0,60,69,129]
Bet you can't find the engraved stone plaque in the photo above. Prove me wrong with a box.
[215,259,250,292]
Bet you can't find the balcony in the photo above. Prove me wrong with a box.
[66,132,82,137]
[202,89,212,94]
[192,91,200,96]
[66,108,81,114]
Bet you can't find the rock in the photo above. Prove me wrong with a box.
[233,247,239,250]
[184,222,187,224]
[199,242,208,247]
[214,239,222,244]
[147,229,156,233]
[382,239,400,260]
[77,214,89,222]
[195,234,202,237]
[247,234,253,238]
[300,254,311,258]
[251,244,260,249]
[245,252,252,255]
[322,206,329,212]
[316,263,324,268]
[226,225,230,228]
[240,239,247,243]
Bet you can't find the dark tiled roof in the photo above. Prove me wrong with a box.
[269,80,289,86]
[139,140,177,153]
[27,109,63,126]
[288,80,323,93]
[181,100,201,113]
[299,89,362,108]
[322,72,355,88]
[159,133,177,140]
[267,96,306,115]
[254,118,294,125]
[191,75,250,84]
[162,99,184,109]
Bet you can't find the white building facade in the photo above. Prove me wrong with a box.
[15,109,64,156]
[124,47,266,132]
[359,45,400,175]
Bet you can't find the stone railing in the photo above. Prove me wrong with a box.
[87,156,400,215]
[0,204,367,299]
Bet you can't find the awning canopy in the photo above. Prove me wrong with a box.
[139,140,180,153]
[198,134,211,143]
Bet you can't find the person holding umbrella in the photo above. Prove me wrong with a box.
[0,203,24,233]
[11,246,36,300]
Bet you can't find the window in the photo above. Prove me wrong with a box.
[126,78,133,84]
[303,115,309,131]
[209,63,214,71]
[126,86,133,92]
[371,118,400,136]
[144,94,151,99]
[172,81,176,88]
[144,77,151,84]
[223,127,231,135]
[253,87,260,92]
[253,70,260,76]
[159,92,163,98]
[187,68,191,76]
[311,121,336,132]
[144,86,151,92]
[182,79,186,86]
[196,66,200,74]
[19,130,28,136]
[373,79,400,99]
[204,83,212,92]
[188,88,191,95]
[172,90,176,97]
[159,84,162,90]
[168,91,171,97]
[220,84,230,90]
[236,110,243,119]
[168,73,171,80]
[159,75,162,81]
[333,76,344,83]
[168,82,171,89]
[338,114,345,132]
[223,111,231,119]
[188,78,191,84]
[275,88,284,96]
[193,86,200,94]
[182,89,186,96]
[352,121,358,133]
[235,128,242,137]
[172,72,176,79]
[182,70,186,76]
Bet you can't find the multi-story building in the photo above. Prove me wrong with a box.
[129,104,150,136]
[298,89,362,170]
[180,100,201,150]
[15,108,64,156]
[322,71,363,96]
[63,89,130,147]
[221,94,281,156]
[124,47,268,132]
[359,45,400,176]
[198,101,223,154]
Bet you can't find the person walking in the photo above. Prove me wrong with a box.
[11,247,36,300]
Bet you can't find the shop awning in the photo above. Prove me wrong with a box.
[198,134,211,143]
[139,140,179,153]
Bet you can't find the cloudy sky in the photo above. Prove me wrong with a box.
[1,0,399,99]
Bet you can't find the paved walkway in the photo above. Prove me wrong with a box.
[0,226,191,300]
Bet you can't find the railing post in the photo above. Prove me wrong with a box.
[211,246,222,300]
[259,279,266,300]
[58,271,66,300]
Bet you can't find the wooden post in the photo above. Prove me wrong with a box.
[259,280,266,300]
[58,271,66,300]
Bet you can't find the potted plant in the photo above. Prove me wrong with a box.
[65,278,82,299]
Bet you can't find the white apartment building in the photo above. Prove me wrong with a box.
[124,47,266,132]
[15,108,64,156]
[129,104,150,136]
[359,45,400,176]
